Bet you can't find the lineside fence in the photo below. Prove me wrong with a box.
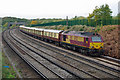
[31,19,119,27]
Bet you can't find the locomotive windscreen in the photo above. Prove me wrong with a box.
[92,36,102,42]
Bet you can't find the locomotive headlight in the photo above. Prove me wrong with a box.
[91,46,94,48]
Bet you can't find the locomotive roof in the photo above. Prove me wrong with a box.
[62,31,100,37]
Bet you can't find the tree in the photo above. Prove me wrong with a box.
[100,4,112,25]
[30,21,38,25]
[87,4,112,26]
[3,22,8,27]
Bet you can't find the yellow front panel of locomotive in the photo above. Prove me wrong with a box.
[89,43,103,49]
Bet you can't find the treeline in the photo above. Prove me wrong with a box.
[2,17,64,27]
[2,17,28,25]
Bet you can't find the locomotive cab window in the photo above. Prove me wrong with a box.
[92,36,102,42]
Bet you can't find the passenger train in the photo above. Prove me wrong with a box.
[19,26,104,56]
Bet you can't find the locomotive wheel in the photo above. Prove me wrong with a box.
[81,49,88,55]
[81,49,84,54]
[72,47,76,51]
[78,49,82,53]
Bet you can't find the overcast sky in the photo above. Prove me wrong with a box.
[0,0,119,19]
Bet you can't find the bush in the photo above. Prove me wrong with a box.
[95,26,100,32]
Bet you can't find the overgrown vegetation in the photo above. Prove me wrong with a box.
[2,52,17,78]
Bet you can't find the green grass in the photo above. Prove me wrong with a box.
[0,27,2,79]
[0,27,2,33]
[0,27,17,78]
[2,51,17,78]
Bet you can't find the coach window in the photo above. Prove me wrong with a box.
[37,30,39,34]
[49,32,51,37]
[39,31,41,35]
[52,33,54,37]
[46,32,48,36]
[56,33,58,38]
[51,33,53,37]
[45,32,47,36]
[63,35,66,41]
[54,33,56,38]
[44,32,45,36]
[37,30,38,34]
[48,32,50,37]
[41,31,42,35]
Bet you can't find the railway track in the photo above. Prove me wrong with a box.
[3,28,120,79]
[101,56,120,64]
[11,28,120,79]
[95,57,120,68]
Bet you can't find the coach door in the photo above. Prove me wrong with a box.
[85,38,89,47]
[63,35,66,41]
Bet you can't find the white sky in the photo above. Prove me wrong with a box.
[0,0,119,19]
